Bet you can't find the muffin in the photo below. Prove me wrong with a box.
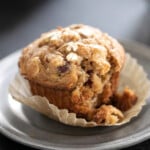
[18,24,137,124]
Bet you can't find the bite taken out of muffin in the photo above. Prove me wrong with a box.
[18,24,137,125]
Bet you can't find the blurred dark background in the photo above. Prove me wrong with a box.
[0,0,150,149]
[0,0,150,59]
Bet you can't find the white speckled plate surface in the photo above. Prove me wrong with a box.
[0,41,150,150]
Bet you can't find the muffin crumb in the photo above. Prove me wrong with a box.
[112,87,137,111]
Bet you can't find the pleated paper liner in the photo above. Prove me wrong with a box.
[9,53,150,127]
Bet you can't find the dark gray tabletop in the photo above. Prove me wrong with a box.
[0,0,150,149]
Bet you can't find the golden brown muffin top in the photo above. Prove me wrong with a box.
[19,24,125,89]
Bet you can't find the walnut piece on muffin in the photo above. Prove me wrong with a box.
[19,24,137,125]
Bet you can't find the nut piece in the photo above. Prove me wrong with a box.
[66,52,83,64]
[27,57,40,77]
[66,42,78,52]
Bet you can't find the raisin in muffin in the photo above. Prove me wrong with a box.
[19,24,129,124]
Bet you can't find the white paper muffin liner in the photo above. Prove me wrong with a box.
[9,53,150,127]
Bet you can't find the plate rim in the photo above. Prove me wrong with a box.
[1,124,150,150]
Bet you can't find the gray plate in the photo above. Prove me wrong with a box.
[0,41,150,150]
